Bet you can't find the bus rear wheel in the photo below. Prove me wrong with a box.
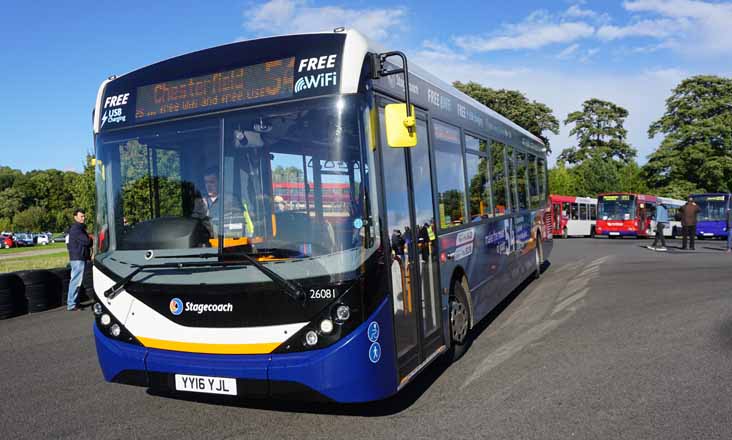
[447,280,471,362]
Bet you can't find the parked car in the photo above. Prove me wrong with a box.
[52,233,67,244]
[14,233,35,246]
[34,233,50,245]
[1,234,15,248]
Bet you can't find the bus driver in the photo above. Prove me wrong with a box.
[192,166,252,238]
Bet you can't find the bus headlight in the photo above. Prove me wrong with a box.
[93,301,142,346]
[319,319,334,334]
[304,330,319,346]
[335,304,350,322]
[273,282,367,353]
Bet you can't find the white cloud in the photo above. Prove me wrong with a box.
[411,53,688,164]
[242,0,406,41]
[565,4,597,18]
[619,0,732,55]
[455,21,595,52]
[557,43,580,59]
[597,18,681,41]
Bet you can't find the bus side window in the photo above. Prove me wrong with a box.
[571,203,579,220]
[580,203,587,220]
[562,202,570,217]
[590,204,597,220]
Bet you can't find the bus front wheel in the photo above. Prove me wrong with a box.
[533,237,543,279]
[447,280,471,362]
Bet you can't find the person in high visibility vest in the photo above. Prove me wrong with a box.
[192,166,246,237]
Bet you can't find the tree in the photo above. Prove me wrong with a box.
[548,164,580,196]
[0,166,22,191]
[453,81,559,151]
[559,98,637,165]
[643,75,732,193]
[572,156,620,196]
[13,206,50,232]
[70,154,97,231]
[0,187,23,221]
[616,162,648,194]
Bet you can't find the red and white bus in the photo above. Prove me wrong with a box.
[595,193,657,238]
[549,195,598,238]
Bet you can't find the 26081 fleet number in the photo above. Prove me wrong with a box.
[309,288,337,299]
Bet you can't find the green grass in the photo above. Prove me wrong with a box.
[0,242,66,254]
[0,251,69,273]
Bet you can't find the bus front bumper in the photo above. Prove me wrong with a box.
[94,297,398,403]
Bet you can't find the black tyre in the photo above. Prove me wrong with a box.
[672,226,678,238]
[0,273,25,319]
[447,280,471,362]
[49,267,71,306]
[533,237,543,280]
[590,225,596,238]
[17,270,60,313]
[80,264,95,302]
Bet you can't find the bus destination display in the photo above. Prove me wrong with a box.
[135,57,295,122]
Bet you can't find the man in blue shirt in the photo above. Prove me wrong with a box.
[649,203,669,251]
[66,208,92,310]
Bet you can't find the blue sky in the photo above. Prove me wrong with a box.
[2,0,730,172]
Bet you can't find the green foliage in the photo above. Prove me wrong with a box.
[548,158,647,197]
[13,206,50,231]
[70,154,97,231]
[559,98,637,165]
[453,81,559,151]
[548,164,577,195]
[0,218,11,232]
[0,166,22,191]
[644,75,732,193]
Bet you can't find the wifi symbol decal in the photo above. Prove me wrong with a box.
[294,77,307,94]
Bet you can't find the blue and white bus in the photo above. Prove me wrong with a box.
[91,29,552,403]
[691,193,731,238]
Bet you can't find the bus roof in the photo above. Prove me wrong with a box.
[94,29,546,152]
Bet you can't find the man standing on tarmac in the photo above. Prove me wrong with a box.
[66,209,92,311]
[649,202,669,251]
[680,197,701,251]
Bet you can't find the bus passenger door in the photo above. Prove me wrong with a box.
[378,105,443,381]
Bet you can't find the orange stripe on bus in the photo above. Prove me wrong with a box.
[137,337,280,354]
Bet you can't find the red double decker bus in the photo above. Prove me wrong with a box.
[595,193,656,238]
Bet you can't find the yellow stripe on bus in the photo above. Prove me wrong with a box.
[137,337,280,354]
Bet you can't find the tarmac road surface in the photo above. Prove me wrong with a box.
[1,237,731,439]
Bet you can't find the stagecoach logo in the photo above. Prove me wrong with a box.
[295,54,338,94]
[170,298,183,316]
[100,92,130,128]
[169,298,234,315]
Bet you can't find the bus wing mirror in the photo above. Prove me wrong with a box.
[384,104,417,148]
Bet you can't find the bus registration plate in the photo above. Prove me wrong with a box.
[174,374,237,396]
[609,232,620,236]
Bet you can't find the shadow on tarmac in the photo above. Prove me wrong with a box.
[145,261,552,416]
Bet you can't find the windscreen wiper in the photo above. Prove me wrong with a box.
[103,251,307,303]
[223,252,307,302]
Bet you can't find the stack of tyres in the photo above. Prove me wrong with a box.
[50,267,71,305]
[81,263,95,302]
[16,270,61,313]
[0,273,26,319]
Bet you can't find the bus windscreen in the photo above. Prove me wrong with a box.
[135,57,295,123]
[696,196,726,221]
[598,195,635,220]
